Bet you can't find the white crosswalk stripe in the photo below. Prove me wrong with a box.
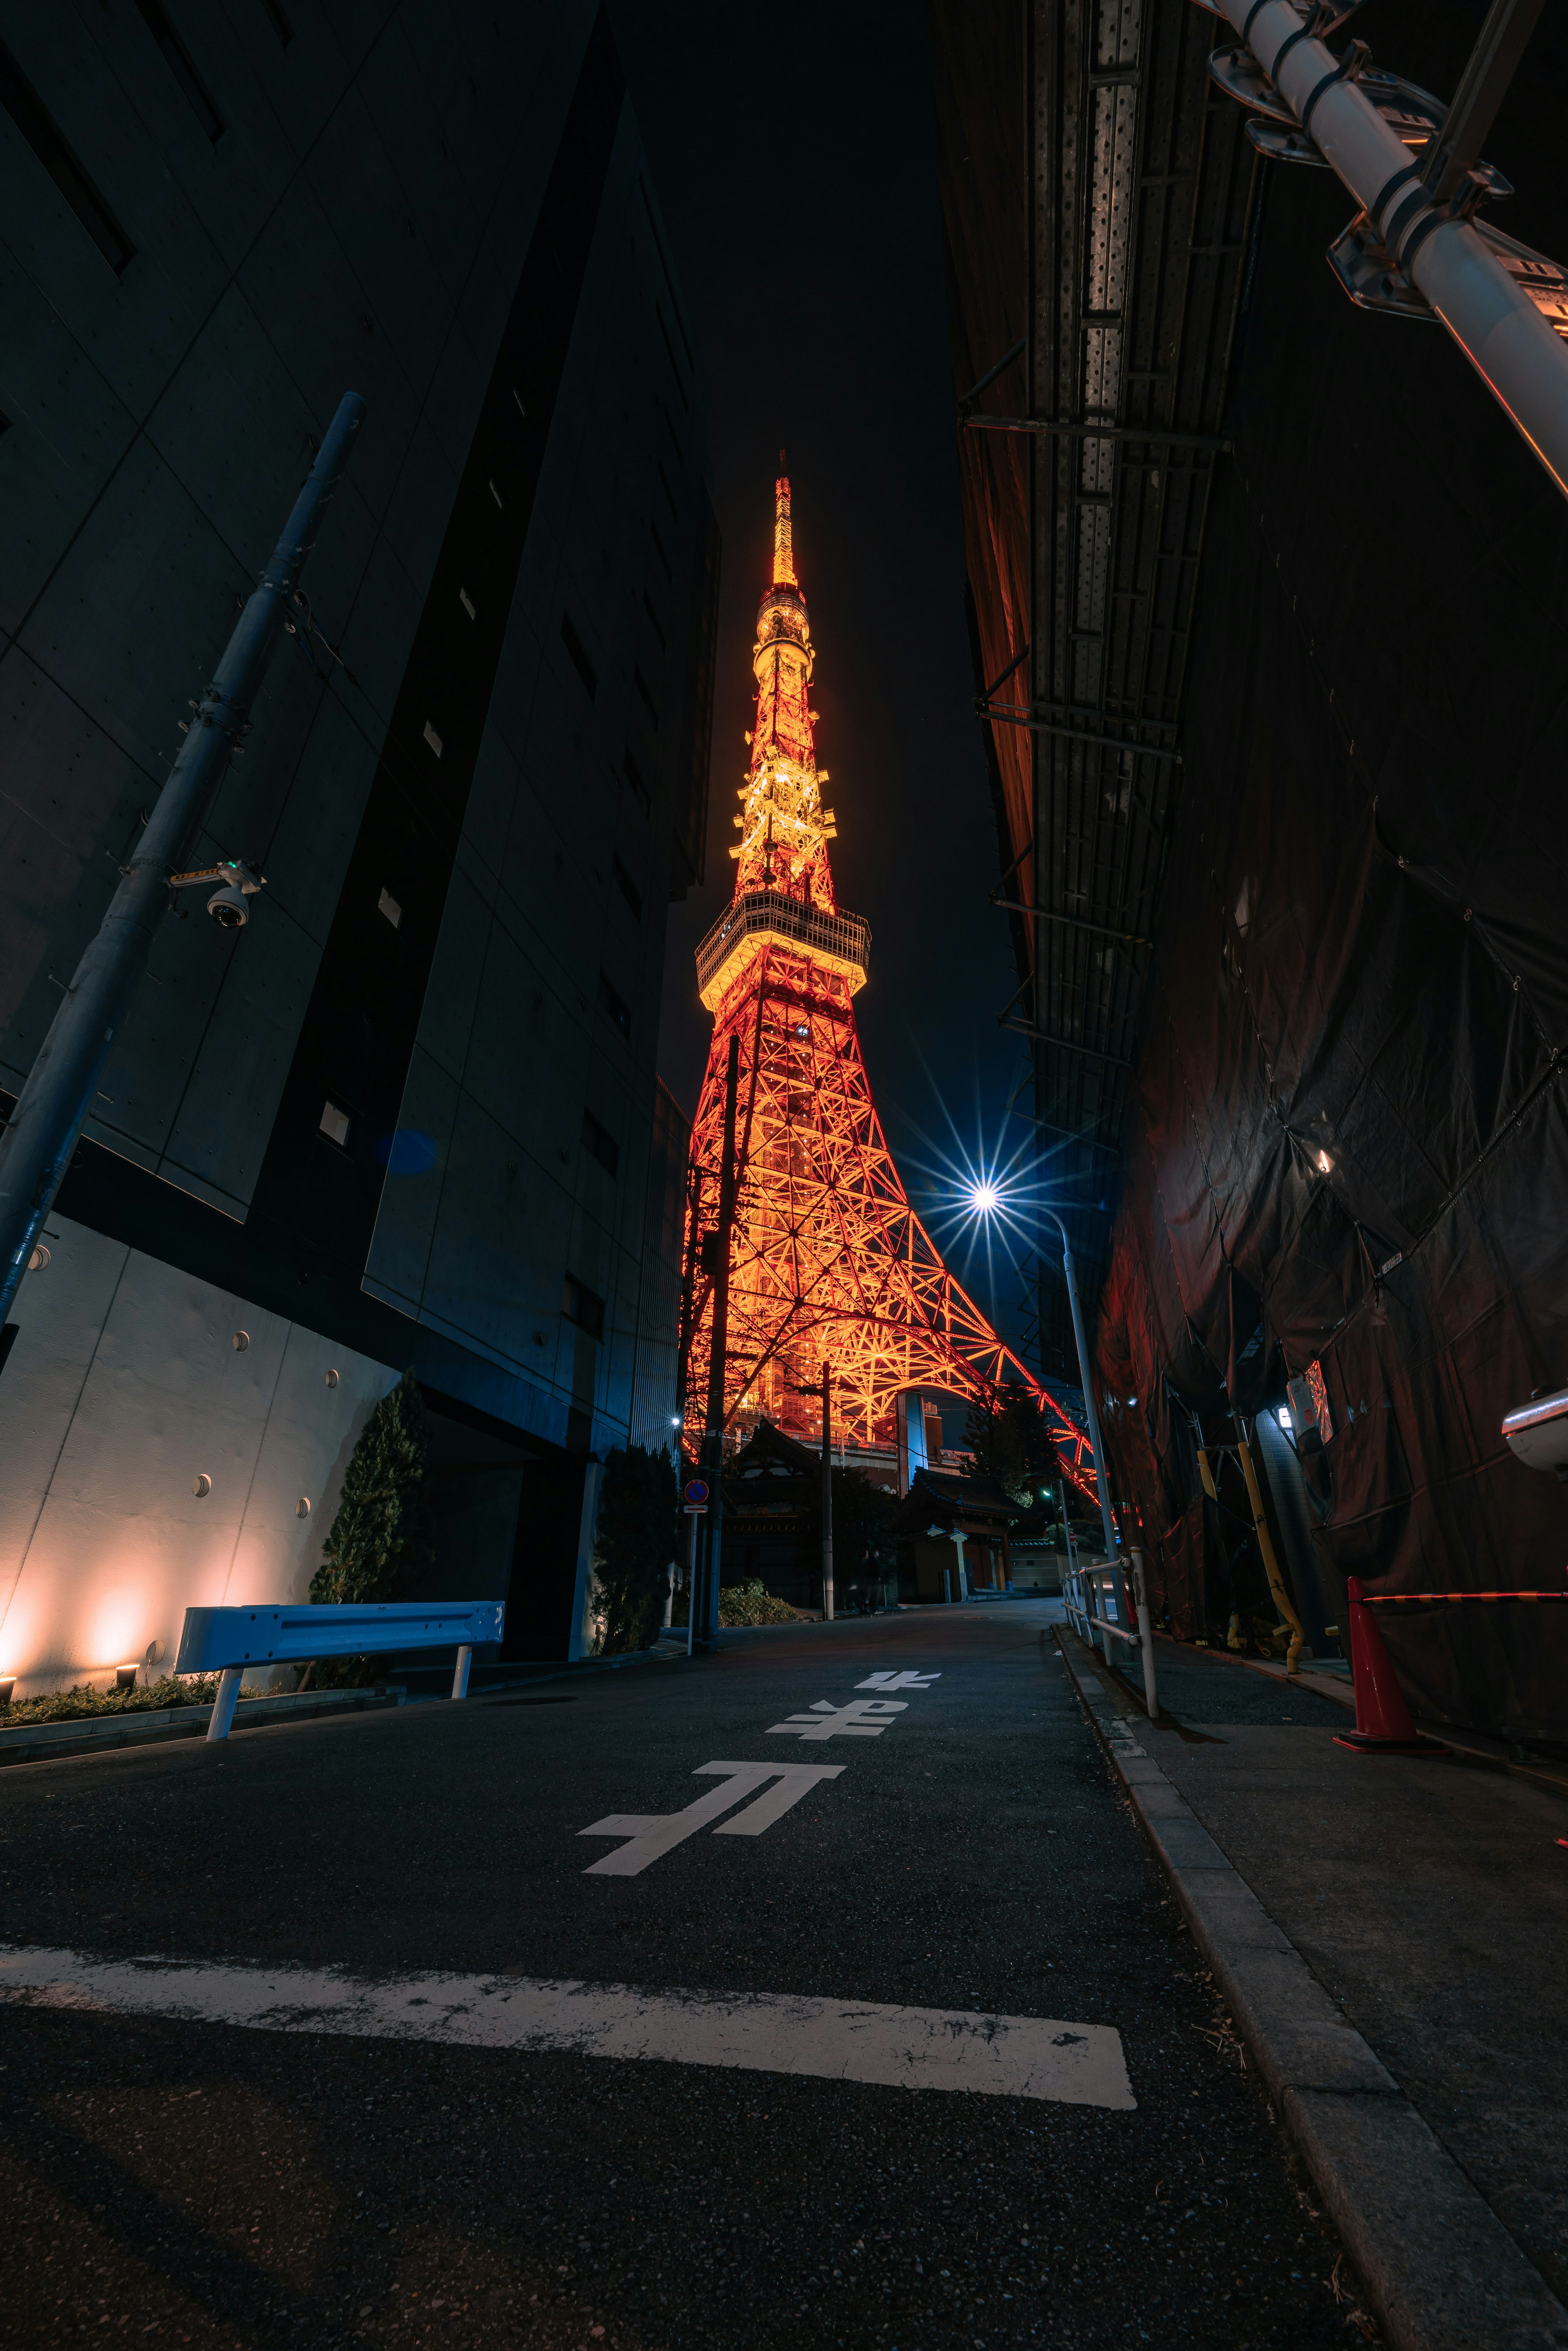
[0,1945,1136,2109]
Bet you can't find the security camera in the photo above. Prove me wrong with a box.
[167,857,265,929]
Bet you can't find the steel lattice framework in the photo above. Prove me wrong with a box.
[682,475,1100,1505]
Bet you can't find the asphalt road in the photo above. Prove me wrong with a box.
[0,1602,1379,2348]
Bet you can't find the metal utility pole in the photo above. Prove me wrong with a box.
[1421,0,1547,200]
[695,1033,740,1652]
[0,392,366,1330]
[820,1358,835,1622]
[1213,0,1568,501]
[1041,1206,1118,1563]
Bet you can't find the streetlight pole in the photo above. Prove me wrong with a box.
[820,1358,835,1622]
[0,392,366,1330]
[1040,1207,1118,1563]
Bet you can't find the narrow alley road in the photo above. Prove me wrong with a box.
[0,1606,1374,2348]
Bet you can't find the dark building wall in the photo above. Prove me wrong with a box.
[0,2,716,1688]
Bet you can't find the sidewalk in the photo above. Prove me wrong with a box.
[1056,1628,1568,2351]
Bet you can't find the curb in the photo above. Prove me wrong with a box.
[1053,1628,1568,2351]
[0,1687,402,1769]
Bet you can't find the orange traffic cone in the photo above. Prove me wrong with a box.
[1334,1576,1450,1754]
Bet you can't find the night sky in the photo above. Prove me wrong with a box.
[608,2,1032,1353]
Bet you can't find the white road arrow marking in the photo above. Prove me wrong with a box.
[578,1761,844,1875]
[856,1670,940,1690]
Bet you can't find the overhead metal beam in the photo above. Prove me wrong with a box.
[958,337,1026,410]
[983,642,1030,699]
[1000,1021,1134,1071]
[962,416,1232,450]
[980,702,1183,763]
[991,898,1152,948]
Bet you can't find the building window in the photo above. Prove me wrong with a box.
[133,0,224,142]
[319,1100,351,1148]
[378,888,402,929]
[423,720,443,757]
[458,586,476,620]
[562,1274,605,1340]
[581,1109,619,1178]
[612,857,642,920]
[624,747,650,810]
[634,666,660,729]
[597,972,631,1041]
[560,611,598,702]
[0,41,135,273]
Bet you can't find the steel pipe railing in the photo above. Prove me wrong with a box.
[1064,1555,1160,1720]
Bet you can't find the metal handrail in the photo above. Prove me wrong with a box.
[1064,1553,1160,1720]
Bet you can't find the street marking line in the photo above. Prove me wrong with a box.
[767,1699,908,1740]
[856,1671,939,1690]
[579,1762,844,1874]
[0,1947,1136,2109]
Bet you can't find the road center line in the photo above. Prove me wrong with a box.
[0,1947,1136,2109]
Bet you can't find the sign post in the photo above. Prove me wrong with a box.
[682,1481,709,1658]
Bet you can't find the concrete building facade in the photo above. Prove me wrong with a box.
[0,2,714,1693]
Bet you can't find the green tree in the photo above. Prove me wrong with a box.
[805,1464,897,1604]
[298,1370,434,1688]
[964,1388,1062,1505]
[594,1443,679,1655]
[312,1369,434,1604]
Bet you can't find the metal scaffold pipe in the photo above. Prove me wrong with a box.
[1216,0,1568,498]
[0,392,367,1331]
[1041,1208,1118,1564]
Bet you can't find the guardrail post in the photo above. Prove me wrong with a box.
[1131,1547,1159,1721]
[451,1645,473,1700]
[205,1667,241,1744]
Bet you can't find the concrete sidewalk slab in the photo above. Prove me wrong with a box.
[1056,1627,1568,2351]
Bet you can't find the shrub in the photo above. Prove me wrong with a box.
[718,1579,800,1627]
[595,1444,680,1653]
[305,1367,434,1687]
[0,1676,266,1725]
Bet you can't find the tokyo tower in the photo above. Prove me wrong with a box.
[681,472,1098,1502]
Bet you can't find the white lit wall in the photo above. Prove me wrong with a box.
[0,1214,397,1698]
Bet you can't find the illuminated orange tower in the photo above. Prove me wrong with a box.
[682,473,1098,1498]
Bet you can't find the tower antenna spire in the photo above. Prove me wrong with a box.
[772,464,796,589]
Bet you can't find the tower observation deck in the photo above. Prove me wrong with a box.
[682,474,1099,1501]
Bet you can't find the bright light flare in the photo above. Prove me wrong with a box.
[969,1182,1002,1215]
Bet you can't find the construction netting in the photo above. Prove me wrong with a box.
[1095,133,1568,1743]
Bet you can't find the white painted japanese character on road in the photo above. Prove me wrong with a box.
[766,1698,908,1741]
[579,1762,844,1876]
[855,1670,940,1691]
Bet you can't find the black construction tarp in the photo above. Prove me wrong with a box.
[1095,17,1568,1739]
